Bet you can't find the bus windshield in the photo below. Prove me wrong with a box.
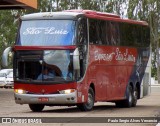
[16,50,74,83]
[17,20,76,46]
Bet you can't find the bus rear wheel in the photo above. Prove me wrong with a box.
[124,85,133,107]
[132,87,138,107]
[115,85,133,108]
[77,87,94,111]
[29,104,45,112]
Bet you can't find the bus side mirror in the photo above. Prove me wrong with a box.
[73,48,80,70]
[2,47,12,67]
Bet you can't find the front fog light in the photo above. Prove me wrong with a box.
[15,89,26,94]
[59,89,76,94]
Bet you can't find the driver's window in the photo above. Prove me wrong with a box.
[77,18,87,45]
[77,18,88,78]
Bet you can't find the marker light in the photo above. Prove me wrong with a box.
[59,89,76,94]
[15,89,26,94]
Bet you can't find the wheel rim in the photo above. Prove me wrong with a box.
[133,90,138,99]
[133,90,138,104]
[129,91,132,103]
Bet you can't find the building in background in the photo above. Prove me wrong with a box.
[0,0,37,9]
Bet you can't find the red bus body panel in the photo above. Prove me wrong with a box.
[14,82,77,94]
[87,45,138,101]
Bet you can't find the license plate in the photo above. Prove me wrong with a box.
[38,97,49,102]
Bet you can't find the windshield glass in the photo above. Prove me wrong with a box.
[43,50,72,80]
[16,50,74,83]
[17,20,76,46]
[7,72,13,78]
[0,73,6,77]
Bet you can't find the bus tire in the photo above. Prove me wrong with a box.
[132,87,138,107]
[115,85,134,108]
[77,87,94,111]
[123,85,133,108]
[29,104,45,112]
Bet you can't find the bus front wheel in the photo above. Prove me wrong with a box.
[29,104,45,112]
[77,87,95,111]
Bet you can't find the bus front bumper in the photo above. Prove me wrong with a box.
[14,91,77,105]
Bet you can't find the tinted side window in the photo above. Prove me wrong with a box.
[89,19,150,47]
[89,19,120,46]
[89,19,99,44]
[120,23,150,47]
[120,23,135,46]
[109,22,120,45]
[133,25,142,47]
[142,26,150,47]
[77,18,87,45]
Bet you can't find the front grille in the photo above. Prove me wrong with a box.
[26,91,60,95]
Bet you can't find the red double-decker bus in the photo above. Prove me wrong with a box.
[2,10,150,112]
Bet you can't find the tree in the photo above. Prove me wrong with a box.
[0,10,18,68]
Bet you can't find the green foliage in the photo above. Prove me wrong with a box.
[0,10,18,68]
[151,59,157,79]
[0,11,17,46]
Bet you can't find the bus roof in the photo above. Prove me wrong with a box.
[21,10,148,26]
[21,11,83,20]
[65,10,120,18]
[66,10,148,26]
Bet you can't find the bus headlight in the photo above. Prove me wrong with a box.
[14,89,26,94]
[59,89,76,94]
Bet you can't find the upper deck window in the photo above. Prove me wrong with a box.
[17,20,76,46]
